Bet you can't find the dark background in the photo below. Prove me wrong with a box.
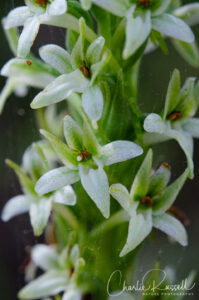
[0,1,199,299]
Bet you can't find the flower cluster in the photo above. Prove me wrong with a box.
[1,0,199,299]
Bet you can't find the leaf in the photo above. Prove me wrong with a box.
[1,195,29,222]
[39,44,73,74]
[163,69,181,120]
[153,213,188,246]
[82,85,104,121]
[151,0,171,16]
[31,70,89,109]
[18,270,69,299]
[30,197,52,236]
[152,14,194,44]
[17,16,40,58]
[4,6,32,29]
[123,6,151,59]
[79,165,110,218]
[144,113,166,133]
[86,36,105,65]
[35,167,80,195]
[120,210,152,256]
[91,0,129,17]
[99,141,143,166]
[130,149,153,201]
[32,244,60,271]
[54,186,77,206]
[63,115,83,151]
[110,184,130,211]
[153,168,189,215]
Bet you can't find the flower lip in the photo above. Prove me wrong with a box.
[167,110,182,121]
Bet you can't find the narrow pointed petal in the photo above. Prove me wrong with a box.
[99,141,143,166]
[86,36,105,65]
[4,7,32,29]
[31,70,89,109]
[54,186,77,206]
[18,270,69,299]
[83,116,99,155]
[48,0,67,16]
[62,289,82,300]
[82,85,103,121]
[144,113,166,134]
[130,149,153,201]
[110,184,130,211]
[182,118,199,138]
[91,0,129,17]
[35,167,80,195]
[153,168,189,215]
[153,213,188,246]
[123,6,151,59]
[1,195,29,222]
[148,163,171,196]
[17,17,40,58]
[30,198,52,236]
[32,244,60,271]
[172,40,199,68]
[79,165,110,218]
[80,0,91,10]
[152,14,194,44]
[151,0,171,16]
[0,78,16,114]
[63,115,83,150]
[39,44,73,74]
[174,3,199,26]
[120,210,152,256]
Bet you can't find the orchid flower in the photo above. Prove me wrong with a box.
[110,149,188,256]
[35,115,143,218]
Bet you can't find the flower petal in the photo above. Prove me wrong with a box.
[31,70,89,109]
[152,14,194,43]
[0,78,16,114]
[30,197,52,236]
[120,210,152,256]
[82,85,103,121]
[153,168,189,215]
[79,165,110,218]
[86,36,105,65]
[174,3,199,26]
[48,0,67,16]
[1,195,29,222]
[54,186,77,206]
[110,183,130,211]
[123,6,151,59]
[62,289,81,300]
[32,244,60,271]
[91,0,129,17]
[144,113,166,134]
[39,44,73,74]
[17,16,40,58]
[182,118,199,138]
[99,141,143,166]
[18,270,69,299]
[4,6,32,29]
[148,163,171,197]
[153,213,188,246]
[63,115,83,150]
[172,40,199,68]
[35,167,80,195]
[151,0,171,16]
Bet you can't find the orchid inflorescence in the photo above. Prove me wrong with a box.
[1,0,199,299]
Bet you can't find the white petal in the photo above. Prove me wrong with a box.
[86,36,105,65]
[144,113,166,133]
[35,167,80,195]
[82,85,103,121]
[54,186,77,206]
[110,184,130,211]
[79,165,110,218]
[99,141,143,166]
[17,16,40,58]
[1,195,29,222]
[31,70,89,109]
[153,213,188,246]
[123,6,151,59]
[174,3,199,26]
[30,198,52,236]
[4,6,32,29]
[62,289,81,300]
[39,44,73,74]
[120,210,152,256]
[63,115,83,151]
[182,118,199,138]
[91,0,129,17]
[18,270,69,299]
[152,14,194,43]
[32,244,60,271]
[0,78,16,114]
[151,0,171,16]
[48,0,67,16]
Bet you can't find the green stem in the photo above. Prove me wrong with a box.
[53,203,80,231]
[90,210,129,238]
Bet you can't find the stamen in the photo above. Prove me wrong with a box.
[167,111,182,121]
[162,162,171,170]
[79,65,91,78]
[138,0,150,8]
[26,60,32,66]
[140,195,153,207]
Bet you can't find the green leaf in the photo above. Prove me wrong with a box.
[40,129,78,168]
[66,29,79,53]
[130,149,153,202]
[153,213,188,246]
[163,69,181,120]
[91,0,129,17]
[153,168,189,215]
[63,115,83,151]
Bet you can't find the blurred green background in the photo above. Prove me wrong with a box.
[0,0,199,299]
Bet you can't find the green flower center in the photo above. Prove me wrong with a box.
[167,111,182,121]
